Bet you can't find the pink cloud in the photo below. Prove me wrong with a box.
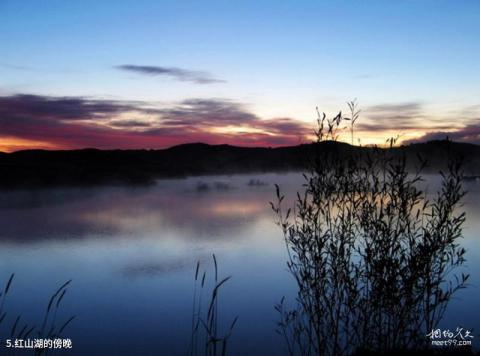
[0,94,312,151]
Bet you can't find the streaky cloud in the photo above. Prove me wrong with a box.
[0,94,138,120]
[357,101,426,131]
[116,64,225,84]
[0,93,310,151]
[404,124,480,145]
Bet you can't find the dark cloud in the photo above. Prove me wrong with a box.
[257,118,311,134]
[357,102,427,131]
[403,125,480,145]
[108,119,152,128]
[116,65,225,84]
[366,102,422,114]
[0,94,137,121]
[358,123,453,132]
[157,98,257,126]
[2,95,478,151]
[0,93,310,151]
[357,102,480,141]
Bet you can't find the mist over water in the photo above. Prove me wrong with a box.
[0,173,478,355]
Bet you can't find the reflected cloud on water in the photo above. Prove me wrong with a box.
[0,174,297,243]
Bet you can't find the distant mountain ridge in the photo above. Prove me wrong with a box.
[0,140,479,188]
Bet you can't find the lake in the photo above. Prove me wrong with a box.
[0,173,479,355]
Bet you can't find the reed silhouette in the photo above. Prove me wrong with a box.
[189,255,238,356]
[0,274,74,355]
[272,105,470,356]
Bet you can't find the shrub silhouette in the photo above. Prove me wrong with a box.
[272,106,469,356]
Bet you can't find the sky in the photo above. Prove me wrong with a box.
[0,0,479,152]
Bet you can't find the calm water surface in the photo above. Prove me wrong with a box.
[0,173,478,355]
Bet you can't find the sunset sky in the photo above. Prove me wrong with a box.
[1,0,479,152]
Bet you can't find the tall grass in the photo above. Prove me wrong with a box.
[272,105,469,355]
[189,254,238,356]
[0,274,74,355]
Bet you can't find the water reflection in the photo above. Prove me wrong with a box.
[0,173,477,355]
[0,175,285,243]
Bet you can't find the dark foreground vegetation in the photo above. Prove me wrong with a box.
[0,140,479,188]
[0,275,74,355]
[272,107,474,355]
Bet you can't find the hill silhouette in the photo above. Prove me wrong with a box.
[0,140,479,188]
